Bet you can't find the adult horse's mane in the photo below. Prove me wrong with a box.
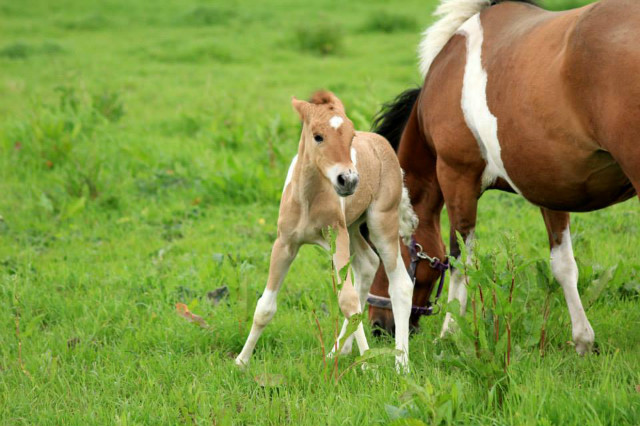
[371,88,421,151]
[372,0,540,150]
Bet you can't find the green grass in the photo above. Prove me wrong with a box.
[1,0,637,425]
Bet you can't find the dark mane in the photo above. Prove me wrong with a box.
[370,87,421,152]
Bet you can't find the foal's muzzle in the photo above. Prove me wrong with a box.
[335,171,359,197]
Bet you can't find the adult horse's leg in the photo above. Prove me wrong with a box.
[437,163,481,338]
[236,238,300,366]
[330,226,380,356]
[540,208,594,354]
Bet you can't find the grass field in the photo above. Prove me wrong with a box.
[1,0,638,425]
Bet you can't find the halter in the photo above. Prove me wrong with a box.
[367,236,449,317]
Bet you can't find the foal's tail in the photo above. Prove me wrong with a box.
[399,179,419,246]
[371,88,421,152]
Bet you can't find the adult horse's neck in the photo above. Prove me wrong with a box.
[397,104,447,308]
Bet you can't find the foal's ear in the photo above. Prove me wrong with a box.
[291,97,309,120]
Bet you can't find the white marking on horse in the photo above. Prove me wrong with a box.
[440,230,474,337]
[326,164,342,188]
[459,14,521,193]
[550,227,594,354]
[282,154,298,193]
[387,246,414,371]
[350,147,357,166]
[329,115,343,129]
[235,289,278,365]
[418,0,490,77]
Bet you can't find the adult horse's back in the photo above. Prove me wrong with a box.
[368,0,639,354]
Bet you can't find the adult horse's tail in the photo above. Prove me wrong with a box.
[373,0,496,149]
[418,0,493,77]
[373,0,532,149]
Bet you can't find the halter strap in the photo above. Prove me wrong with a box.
[367,235,449,318]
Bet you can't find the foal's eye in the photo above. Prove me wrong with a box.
[313,134,324,143]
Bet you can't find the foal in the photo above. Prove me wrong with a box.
[235,91,417,370]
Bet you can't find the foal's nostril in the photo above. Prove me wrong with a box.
[337,174,346,187]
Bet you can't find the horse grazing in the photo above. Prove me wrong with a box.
[367,0,639,354]
[235,91,418,370]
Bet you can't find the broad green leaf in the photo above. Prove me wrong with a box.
[384,404,408,421]
[584,265,617,307]
[63,197,86,219]
[338,312,362,350]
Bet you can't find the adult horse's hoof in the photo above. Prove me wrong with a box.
[439,312,457,338]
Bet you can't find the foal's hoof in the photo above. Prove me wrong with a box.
[234,356,248,368]
[573,325,595,355]
[327,341,354,359]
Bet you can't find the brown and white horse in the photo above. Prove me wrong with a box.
[367,0,639,354]
[235,91,418,370]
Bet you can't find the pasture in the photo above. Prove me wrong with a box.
[1,0,638,424]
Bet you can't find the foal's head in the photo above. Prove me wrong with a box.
[292,91,358,197]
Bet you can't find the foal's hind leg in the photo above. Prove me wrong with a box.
[330,225,380,356]
[368,209,414,371]
[540,208,594,355]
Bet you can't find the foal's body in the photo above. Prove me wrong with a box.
[368,0,638,353]
[236,92,416,369]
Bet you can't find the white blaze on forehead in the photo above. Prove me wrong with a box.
[459,14,521,194]
[329,115,344,129]
[282,154,298,194]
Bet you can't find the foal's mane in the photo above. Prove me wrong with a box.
[309,90,334,105]
[308,90,343,113]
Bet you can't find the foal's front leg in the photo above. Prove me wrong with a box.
[235,238,299,366]
[332,226,370,356]
[330,227,379,357]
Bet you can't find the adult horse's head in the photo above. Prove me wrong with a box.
[368,245,446,336]
[292,91,358,197]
